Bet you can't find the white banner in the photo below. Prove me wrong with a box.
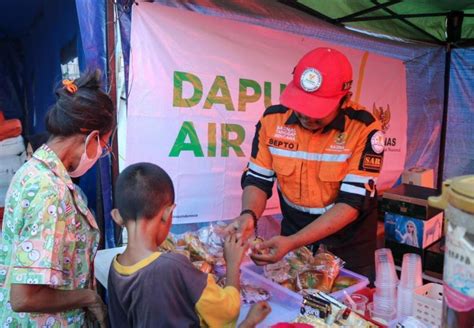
[126,3,407,223]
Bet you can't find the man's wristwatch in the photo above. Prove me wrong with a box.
[240,209,258,236]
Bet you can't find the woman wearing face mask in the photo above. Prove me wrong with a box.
[0,70,115,327]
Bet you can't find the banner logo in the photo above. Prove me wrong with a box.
[372,103,391,133]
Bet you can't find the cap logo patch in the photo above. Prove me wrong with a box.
[300,68,322,92]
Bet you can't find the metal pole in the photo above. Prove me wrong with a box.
[437,11,463,190]
[106,0,123,244]
[106,0,119,184]
[436,46,451,191]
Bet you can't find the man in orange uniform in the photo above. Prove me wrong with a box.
[228,47,385,278]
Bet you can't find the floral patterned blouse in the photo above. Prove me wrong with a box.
[0,145,100,327]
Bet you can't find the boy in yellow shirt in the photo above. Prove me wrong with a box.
[108,162,269,327]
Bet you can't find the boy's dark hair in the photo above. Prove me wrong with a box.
[115,162,175,222]
[45,70,115,137]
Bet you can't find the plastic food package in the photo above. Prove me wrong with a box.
[217,277,271,304]
[241,283,271,304]
[263,245,344,294]
[183,232,216,263]
[309,245,344,293]
[192,260,213,274]
[295,290,379,327]
[158,235,176,252]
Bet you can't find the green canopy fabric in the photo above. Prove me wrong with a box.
[292,0,474,46]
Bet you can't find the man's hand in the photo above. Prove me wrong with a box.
[224,214,255,241]
[86,292,107,328]
[250,235,294,266]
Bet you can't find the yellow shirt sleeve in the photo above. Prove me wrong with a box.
[196,275,241,328]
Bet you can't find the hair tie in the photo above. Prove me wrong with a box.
[62,79,78,94]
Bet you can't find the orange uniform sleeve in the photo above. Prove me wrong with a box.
[337,119,384,210]
[241,118,276,198]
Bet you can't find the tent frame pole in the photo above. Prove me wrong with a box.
[437,46,451,190]
[106,0,119,186]
[106,0,122,243]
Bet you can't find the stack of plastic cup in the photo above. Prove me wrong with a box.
[367,302,396,325]
[373,248,398,322]
[397,253,423,317]
[342,293,369,315]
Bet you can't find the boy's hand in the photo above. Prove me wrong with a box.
[224,214,255,241]
[238,301,271,328]
[224,233,247,270]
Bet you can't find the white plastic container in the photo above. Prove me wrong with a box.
[242,262,369,301]
[413,283,443,327]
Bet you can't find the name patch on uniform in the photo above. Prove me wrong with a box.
[362,154,383,172]
[267,137,298,150]
[274,126,296,141]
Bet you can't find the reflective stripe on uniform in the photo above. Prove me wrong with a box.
[340,183,367,196]
[280,188,334,214]
[246,171,275,182]
[269,147,350,162]
[248,162,275,177]
[342,174,376,184]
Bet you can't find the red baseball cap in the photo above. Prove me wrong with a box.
[280,47,353,119]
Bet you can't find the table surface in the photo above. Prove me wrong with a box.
[95,247,301,327]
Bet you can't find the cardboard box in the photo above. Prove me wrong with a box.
[381,184,442,219]
[401,167,434,188]
[384,239,425,267]
[424,237,445,275]
[384,211,443,249]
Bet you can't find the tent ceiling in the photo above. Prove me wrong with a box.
[0,0,45,38]
[283,0,474,47]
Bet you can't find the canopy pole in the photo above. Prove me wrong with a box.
[437,11,464,190]
[106,0,118,183]
[106,0,122,244]
[437,46,451,190]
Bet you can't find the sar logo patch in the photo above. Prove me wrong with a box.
[362,154,383,172]
[370,131,385,154]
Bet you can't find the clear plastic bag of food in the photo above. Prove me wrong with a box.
[183,232,215,263]
[158,234,176,252]
[309,245,344,293]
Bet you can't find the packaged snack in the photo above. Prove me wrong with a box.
[293,246,314,263]
[296,291,379,327]
[192,261,213,274]
[241,284,271,304]
[310,245,344,292]
[183,232,215,263]
[297,270,330,292]
[331,276,359,292]
[158,234,176,252]
[250,236,270,256]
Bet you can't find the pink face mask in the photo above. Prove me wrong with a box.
[69,132,102,178]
